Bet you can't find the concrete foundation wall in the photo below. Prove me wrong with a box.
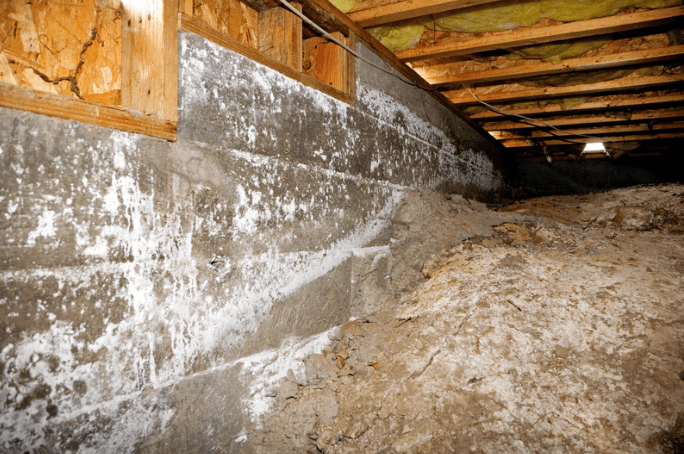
[0,32,508,453]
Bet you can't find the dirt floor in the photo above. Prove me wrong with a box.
[249,184,684,454]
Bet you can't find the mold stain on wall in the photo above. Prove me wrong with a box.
[0,30,508,453]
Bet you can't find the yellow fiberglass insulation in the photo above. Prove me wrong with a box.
[430,0,541,33]
[367,24,425,52]
[371,0,682,54]
[328,0,364,14]
[507,38,612,64]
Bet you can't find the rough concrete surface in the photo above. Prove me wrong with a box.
[250,184,684,454]
[0,30,509,453]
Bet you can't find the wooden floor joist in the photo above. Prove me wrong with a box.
[492,121,684,139]
[501,132,684,147]
[481,107,684,130]
[469,92,684,119]
[395,6,684,62]
[424,45,684,88]
[445,73,684,105]
[347,0,505,27]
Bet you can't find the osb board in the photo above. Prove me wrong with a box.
[0,0,122,106]
[193,0,258,47]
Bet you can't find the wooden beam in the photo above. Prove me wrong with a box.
[493,121,684,139]
[444,73,684,105]
[501,132,684,147]
[0,83,176,140]
[517,150,665,161]
[347,0,504,28]
[426,46,684,88]
[396,6,684,62]
[469,92,684,119]
[180,13,355,104]
[259,4,303,69]
[303,32,350,92]
[481,107,684,130]
[121,0,178,121]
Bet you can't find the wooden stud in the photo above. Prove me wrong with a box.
[121,0,178,121]
[444,73,684,105]
[426,45,684,88]
[258,4,303,69]
[396,6,684,62]
[348,0,505,27]
[0,82,176,140]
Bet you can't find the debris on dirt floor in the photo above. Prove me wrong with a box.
[251,184,684,454]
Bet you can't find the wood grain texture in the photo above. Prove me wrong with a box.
[121,0,178,121]
[0,82,176,140]
[501,132,684,147]
[445,73,684,105]
[425,45,684,88]
[493,121,684,139]
[259,4,302,69]
[396,6,684,62]
[0,0,122,105]
[303,32,349,91]
[469,92,684,119]
[193,0,259,47]
[181,13,355,104]
[481,107,684,130]
[347,0,505,27]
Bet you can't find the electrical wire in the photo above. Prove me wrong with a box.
[463,86,614,153]
[464,87,613,143]
[277,0,611,157]
[276,0,435,90]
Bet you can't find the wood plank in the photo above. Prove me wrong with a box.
[493,121,684,139]
[469,92,684,119]
[346,32,356,97]
[396,6,684,62]
[193,0,260,47]
[303,32,349,91]
[347,0,505,28]
[501,132,684,147]
[180,0,192,14]
[426,45,684,88]
[517,151,664,161]
[482,107,684,130]
[121,0,178,121]
[259,4,303,69]
[444,73,684,105]
[0,82,176,140]
[180,13,356,104]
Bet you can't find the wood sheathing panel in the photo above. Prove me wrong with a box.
[193,0,259,47]
[0,0,122,106]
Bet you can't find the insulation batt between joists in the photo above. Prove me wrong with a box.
[331,0,684,52]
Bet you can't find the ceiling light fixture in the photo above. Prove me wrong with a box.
[582,142,606,153]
